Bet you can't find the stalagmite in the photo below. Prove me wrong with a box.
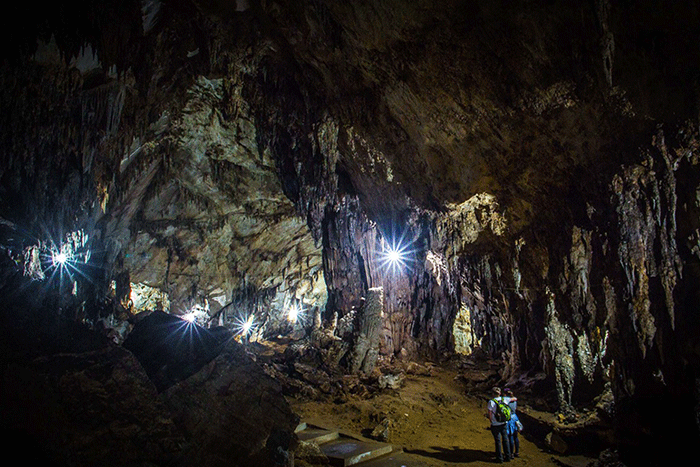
[349,287,384,374]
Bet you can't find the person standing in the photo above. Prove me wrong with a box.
[504,388,520,459]
[486,387,511,463]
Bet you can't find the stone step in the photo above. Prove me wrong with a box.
[295,421,307,433]
[318,437,395,466]
[297,424,340,444]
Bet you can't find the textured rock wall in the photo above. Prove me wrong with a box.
[0,1,327,339]
[442,127,700,457]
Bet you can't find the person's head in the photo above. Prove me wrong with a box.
[504,388,513,397]
[492,386,502,397]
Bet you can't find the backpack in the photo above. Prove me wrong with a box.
[493,398,512,423]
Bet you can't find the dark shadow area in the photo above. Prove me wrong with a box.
[404,446,493,463]
[122,311,233,392]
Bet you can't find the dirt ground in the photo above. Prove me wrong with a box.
[287,365,597,467]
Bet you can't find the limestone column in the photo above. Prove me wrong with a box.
[350,287,384,374]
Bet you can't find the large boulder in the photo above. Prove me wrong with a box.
[122,311,232,392]
[0,305,297,467]
[0,345,186,466]
[162,339,299,467]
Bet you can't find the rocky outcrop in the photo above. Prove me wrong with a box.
[162,339,299,467]
[0,296,298,467]
[122,311,232,392]
[1,340,187,466]
[115,74,325,320]
[439,127,700,462]
[349,286,384,374]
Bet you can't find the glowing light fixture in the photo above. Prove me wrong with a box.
[180,303,209,326]
[287,301,307,324]
[287,304,300,323]
[44,230,90,274]
[53,251,68,266]
[241,315,254,334]
[386,248,401,264]
[182,312,196,323]
[378,233,414,275]
[232,313,256,338]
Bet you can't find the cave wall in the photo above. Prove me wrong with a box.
[443,126,700,460]
[240,0,700,456]
[1,0,328,338]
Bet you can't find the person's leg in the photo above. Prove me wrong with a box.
[491,426,503,462]
[513,431,520,457]
[507,433,514,459]
[501,425,511,461]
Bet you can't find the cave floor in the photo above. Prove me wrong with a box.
[287,366,595,467]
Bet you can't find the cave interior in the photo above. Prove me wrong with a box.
[1,1,700,466]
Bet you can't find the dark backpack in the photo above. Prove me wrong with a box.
[493,398,512,423]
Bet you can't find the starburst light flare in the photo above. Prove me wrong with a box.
[286,300,307,325]
[182,312,196,323]
[53,251,68,266]
[378,231,415,275]
[232,312,256,338]
[242,315,253,334]
[38,229,93,287]
[287,303,300,323]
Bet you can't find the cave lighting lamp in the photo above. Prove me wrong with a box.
[386,248,401,264]
[233,313,256,337]
[241,314,254,334]
[182,312,196,323]
[287,302,306,324]
[379,236,411,274]
[287,303,300,323]
[53,251,68,266]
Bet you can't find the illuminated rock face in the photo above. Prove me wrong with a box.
[1,0,700,463]
[111,75,326,327]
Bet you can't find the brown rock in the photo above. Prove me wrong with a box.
[162,339,299,467]
[545,431,568,454]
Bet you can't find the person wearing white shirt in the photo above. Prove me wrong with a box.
[486,387,511,463]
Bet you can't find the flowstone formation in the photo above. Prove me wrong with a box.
[1,1,700,465]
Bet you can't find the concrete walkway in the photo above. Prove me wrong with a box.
[295,421,429,466]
